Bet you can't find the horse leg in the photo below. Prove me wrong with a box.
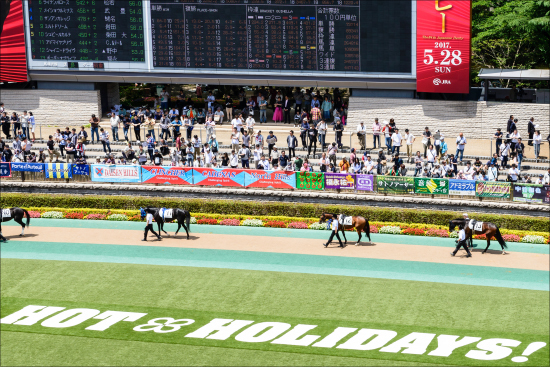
[482,236,491,254]
[14,218,25,236]
[355,228,361,246]
[175,223,181,236]
[342,229,347,244]
[183,223,190,240]
[0,222,5,242]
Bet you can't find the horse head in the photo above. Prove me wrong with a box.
[319,213,329,224]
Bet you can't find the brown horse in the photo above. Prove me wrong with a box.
[319,213,371,246]
[449,219,508,254]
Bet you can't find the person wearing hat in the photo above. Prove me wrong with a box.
[356,121,367,150]
[534,173,544,185]
[487,161,498,181]
[208,133,219,154]
[451,223,472,258]
[439,135,447,160]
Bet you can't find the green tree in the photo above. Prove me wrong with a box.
[472,0,550,87]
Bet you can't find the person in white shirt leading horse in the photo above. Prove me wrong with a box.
[450,224,472,257]
[142,209,162,242]
[324,217,344,248]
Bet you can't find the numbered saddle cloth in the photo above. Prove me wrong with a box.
[339,215,353,226]
[1,209,11,219]
[468,220,483,232]
[160,208,173,220]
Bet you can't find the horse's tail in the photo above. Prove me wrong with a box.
[364,219,371,241]
[185,210,191,232]
[22,209,30,227]
[494,227,507,249]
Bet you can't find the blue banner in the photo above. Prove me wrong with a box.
[449,179,476,196]
[10,162,44,172]
[72,164,90,176]
[0,163,11,177]
[45,163,73,179]
[91,164,141,183]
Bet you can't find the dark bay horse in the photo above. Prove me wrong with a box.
[319,213,371,245]
[141,207,191,239]
[0,207,30,241]
[449,219,508,254]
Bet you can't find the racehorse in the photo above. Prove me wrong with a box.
[449,219,508,254]
[140,207,191,239]
[319,213,371,246]
[0,207,31,241]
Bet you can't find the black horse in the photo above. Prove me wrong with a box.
[0,207,31,241]
[140,207,191,239]
[449,219,508,254]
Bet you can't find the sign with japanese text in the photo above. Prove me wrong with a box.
[141,166,193,185]
[414,177,449,195]
[475,181,511,198]
[244,170,296,189]
[193,168,245,187]
[355,174,375,191]
[512,184,550,204]
[324,173,355,190]
[72,164,90,176]
[416,0,471,93]
[376,176,415,194]
[0,163,11,177]
[449,179,475,196]
[296,172,324,190]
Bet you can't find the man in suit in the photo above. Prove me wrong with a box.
[527,117,535,146]
[283,95,292,124]
[506,115,514,134]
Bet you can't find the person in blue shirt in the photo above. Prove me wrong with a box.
[171,117,181,142]
[451,224,471,257]
[132,114,142,141]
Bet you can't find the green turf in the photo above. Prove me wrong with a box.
[1,259,548,366]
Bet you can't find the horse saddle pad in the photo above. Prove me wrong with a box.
[1,209,11,218]
[339,216,353,226]
[160,208,173,219]
[469,220,483,232]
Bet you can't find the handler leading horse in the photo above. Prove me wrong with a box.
[140,207,191,239]
[319,213,371,246]
[0,207,30,242]
[449,219,507,254]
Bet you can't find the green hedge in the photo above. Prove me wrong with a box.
[1,193,548,232]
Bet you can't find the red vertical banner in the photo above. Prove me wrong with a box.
[0,0,27,82]
[416,0,471,93]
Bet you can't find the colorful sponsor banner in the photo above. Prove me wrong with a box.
[324,173,355,190]
[475,181,511,198]
[296,172,324,190]
[0,162,11,177]
[192,168,245,187]
[414,177,449,195]
[10,162,44,172]
[512,184,550,204]
[355,174,375,191]
[449,179,475,196]
[45,163,72,179]
[72,164,90,176]
[377,176,415,194]
[91,165,141,183]
[0,0,27,82]
[416,0,471,93]
[244,170,296,189]
[141,166,193,185]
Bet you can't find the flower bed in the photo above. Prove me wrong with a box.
[242,219,263,227]
[220,218,240,226]
[264,221,287,228]
[108,214,128,221]
[401,228,425,236]
[85,214,106,220]
[65,212,85,220]
[369,225,379,234]
[309,222,327,230]
[502,234,521,243]
[379,226,401,235]
[197,218,218,225]
[521,235,547,244]
[27,210,42,218]
[190,217,197,224]
[425,228,449,238]
[41,211,64,219]
[288,221,308,229]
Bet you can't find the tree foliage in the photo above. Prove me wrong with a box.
[472,0,550,87]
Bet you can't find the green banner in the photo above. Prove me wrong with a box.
[475,181,511,198]
[296,172,325,190]
[414,177,449,195]
[376,176,415,194]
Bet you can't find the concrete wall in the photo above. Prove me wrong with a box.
[348,98,550,139]
[0,89,101,126]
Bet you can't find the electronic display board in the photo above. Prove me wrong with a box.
[23,0,414,78]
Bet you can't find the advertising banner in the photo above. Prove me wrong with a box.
[377,176,415,194]
[416,0,471,93]
[91,165,141,183]
[0,0,27,82]
[324,173,355,190]
[512,184,550,204]
[10,162,44,172]
[355,174,375,191]
[141,166,193,185]
[192,168,245,187]
[296,172,324,190]
[414,177,449,195]
[45,163,72,179]
[72,164,90,176]
[0,162,11,177]
[449,179,476,196]
[244,170,296,189]
[475,181,511,198]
